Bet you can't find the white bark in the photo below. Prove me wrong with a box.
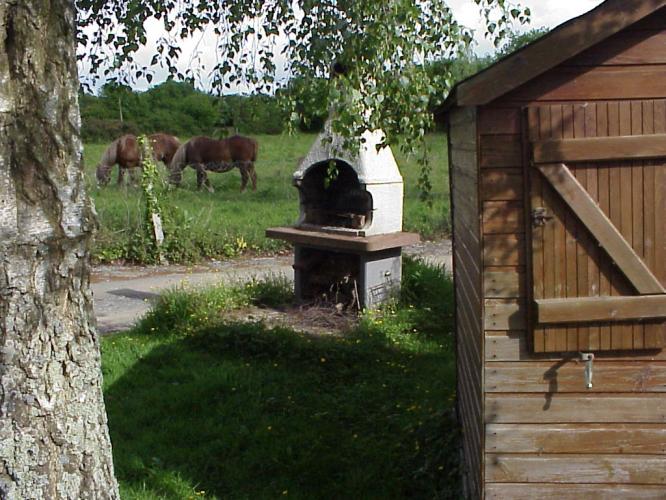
[0,1,119,497]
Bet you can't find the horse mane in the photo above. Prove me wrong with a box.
[99,138,120,167]
[169,141,189,172]
[167,140,189,186]
[95,138,121,185]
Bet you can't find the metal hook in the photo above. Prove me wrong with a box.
[580,352,594,389]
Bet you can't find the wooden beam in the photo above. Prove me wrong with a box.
[454,0,666,106]
[504,65,666,102]
[486,361,666,392]
[484,270,525,298]
[486,423,666,454]
[487,484,666,500]
[486,454,666,484]
[537,163,665,294]
[533,134,666,164]
[485,300,526,330]
[485,393,666,423]
[484,331,666,362]
[536,295,666,324]
[265,227,419,253]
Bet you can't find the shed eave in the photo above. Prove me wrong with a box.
[440,0,666,111]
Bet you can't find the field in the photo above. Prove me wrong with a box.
[101,258,460,498]
[84,133,450,264]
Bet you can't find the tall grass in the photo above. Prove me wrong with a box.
[101,258,460,498]
[84,133,450,264]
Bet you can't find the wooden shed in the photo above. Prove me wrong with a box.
[444,1,666,497]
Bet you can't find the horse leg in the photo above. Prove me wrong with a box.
[249,162,257,191]
[239,163,249,192]
[196,164,214,193]
[117,166,125,186]
[196,165,205,190]
[129,167,141,186]
[169,163,184,186]
[204,170,214,193]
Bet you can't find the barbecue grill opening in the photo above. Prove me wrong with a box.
[297,160,373,230]
[294,247,361,308]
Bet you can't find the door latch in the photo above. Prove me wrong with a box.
[581,352,594,389]
[531,207,554,227]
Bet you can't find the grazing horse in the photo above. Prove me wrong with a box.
[96,133,181,186]
[168,135,258,192]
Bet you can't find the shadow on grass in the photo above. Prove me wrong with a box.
[104,320,459,499]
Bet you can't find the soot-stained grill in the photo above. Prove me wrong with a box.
[267,122,419,309]
[297,160,372,233]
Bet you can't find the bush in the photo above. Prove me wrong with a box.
[281,76,329,132]
[80,81,218,141]
[218,94,287,135]
[81,118,140,143]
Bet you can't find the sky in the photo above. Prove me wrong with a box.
[451,0,604,54]
[80,0,605,93]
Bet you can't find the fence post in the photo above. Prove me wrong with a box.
[138,134,166,264]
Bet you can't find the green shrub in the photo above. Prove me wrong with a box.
[244,275,294,308]
[80,81,218,140]
[81,118,140,143]
[218,94,287,135]
[401,257,454,331]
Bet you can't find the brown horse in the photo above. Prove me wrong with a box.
[96,133,181,186]
[168,135,258,192]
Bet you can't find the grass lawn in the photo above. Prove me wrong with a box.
[101,259,459,499]
[84,133,450,264]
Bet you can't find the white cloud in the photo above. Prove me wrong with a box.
[449,0,605,54]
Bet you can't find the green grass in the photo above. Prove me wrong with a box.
[101,258,460,499]
[84,133,449,264]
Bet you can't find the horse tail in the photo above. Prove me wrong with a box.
[251,138,259,162]
[95,139,119,186]
[163,135,181,165]
[249,138,259,191]
[168,141,189,185]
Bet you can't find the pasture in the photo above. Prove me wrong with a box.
[84,133,449,264]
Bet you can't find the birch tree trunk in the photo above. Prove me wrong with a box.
[0,1,119,497]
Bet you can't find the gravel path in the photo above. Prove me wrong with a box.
[91,239,452,333]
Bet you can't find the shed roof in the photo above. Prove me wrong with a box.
[444,0,666,109]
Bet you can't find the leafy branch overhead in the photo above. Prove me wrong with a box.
[76,0,529,182]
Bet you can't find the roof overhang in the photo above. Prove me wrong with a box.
[443,0,666,111]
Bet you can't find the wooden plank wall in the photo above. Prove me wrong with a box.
[528,102,666,351]
[449,106,483,499]
[475,10,666,498]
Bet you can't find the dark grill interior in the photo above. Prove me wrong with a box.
[298,161,373,229]
[294,248,360,308]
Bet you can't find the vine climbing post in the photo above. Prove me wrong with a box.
[138,135,166,264]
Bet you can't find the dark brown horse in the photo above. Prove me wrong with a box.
[168,135,258,192]
[96,133,181,186]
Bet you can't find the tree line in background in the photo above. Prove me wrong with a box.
[79,28,547,143]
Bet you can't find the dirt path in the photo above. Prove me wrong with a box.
[91,239,452,333]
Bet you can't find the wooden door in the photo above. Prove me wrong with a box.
[527,102,666,353]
